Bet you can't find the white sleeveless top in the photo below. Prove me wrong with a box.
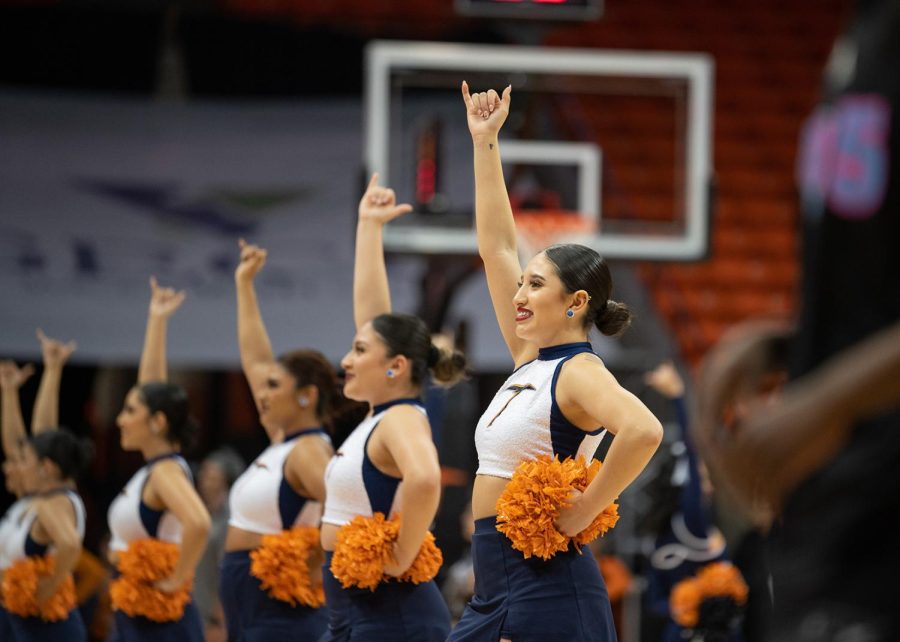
[107,453,193,552]
[475,342,607,479]
[321,400,425,527]
[229,428,331,535]
[0,490,86,568]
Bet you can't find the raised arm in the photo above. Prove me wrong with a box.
[555,357,664,536]
[235,240,276,394]
[462,81,532,364]
[0,360,35,459]
[32,329,77,435]
[148,461,211,592]
[353,174,413,330]
[377,405,442,577]
[138,277,186,385]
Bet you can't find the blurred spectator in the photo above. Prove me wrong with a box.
[642,362,739,642]
[695,2,900,639]
[194,447,245,639]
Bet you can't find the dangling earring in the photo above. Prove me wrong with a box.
[566,309,575,318]
[386,369,395,379]
[298,397,310,408]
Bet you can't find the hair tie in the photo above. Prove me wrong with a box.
[427,344,441,368]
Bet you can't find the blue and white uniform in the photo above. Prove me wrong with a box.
[107,452,204,642]
[220,428,331,642]
[1,489,87,642]
[320,398,450,642]
[450,342,618,642]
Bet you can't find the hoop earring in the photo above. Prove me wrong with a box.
[566,309,575,318]
[386,369,395,379]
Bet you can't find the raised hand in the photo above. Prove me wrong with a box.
[36,329,77,370]
[235,239,268,283]
[461,81,512,139]
[644,361,685,400]
[358,173,413,225]
[148,276,187,319]
[0,360,34,391]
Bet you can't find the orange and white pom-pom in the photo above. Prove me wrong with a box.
[330,513,443,591]
[250,526,324,607]
[109,539,192,622]
[495,455,619,560]
[670,561,749,628]
[1,556,76,621]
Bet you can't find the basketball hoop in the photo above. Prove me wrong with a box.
[514,210,598,260]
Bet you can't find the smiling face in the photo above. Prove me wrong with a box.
[340,322,395,404]
[255,362,304,431]
[513,252,582,346]
[116,387,158,451]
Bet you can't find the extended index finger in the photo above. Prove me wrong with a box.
[367,173,380,192]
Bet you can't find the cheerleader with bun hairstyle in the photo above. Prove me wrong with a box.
[107,278,210,641]
[542,243,633,338]
[219,239,364,642]
[0,331,88,641]
[448,82,663,642]
[318,174,463,641]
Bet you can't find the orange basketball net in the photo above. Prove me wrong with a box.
[514,210,597,259]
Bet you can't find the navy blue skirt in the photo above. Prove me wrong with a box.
[110,599,204,641]
[219,549,328,642]
[448,516,617,642]
[8,608,86,642]
[319,551,450,641]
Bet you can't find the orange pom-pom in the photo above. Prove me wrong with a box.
[495,455,619,560]
[330,513,443,590]
[250,526,324,608]
[669,562,748,628]
[696,561,748,605]
[109,539,192,622]
[398,530,443,585]
[670,577,703,627]
[1,556,76,621]
[331,513,397,591]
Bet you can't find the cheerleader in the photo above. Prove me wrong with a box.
[106,278,210,641]
[0,332,90,641]
[318,175,466,641]
[448,83,663,642]
[218,239,346,641]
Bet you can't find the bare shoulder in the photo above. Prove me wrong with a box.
[379,403,431,438]
[556,352,619,401]
[150,457,190,483]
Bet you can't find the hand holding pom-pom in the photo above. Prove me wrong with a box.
[330,513,442,591]
[250,526,324,607]
[495,455,619,560]
[109,540,192,622]
[2,556,76,621]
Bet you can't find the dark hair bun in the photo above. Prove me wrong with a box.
[594,299,632,337]
[138,382,198,450]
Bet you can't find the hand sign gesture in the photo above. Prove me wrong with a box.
[461,81,512,139]
[0,360,34,391]
[36,329,77,370]
[148,276,187,319]
[358,173,413,225]
[235,239,268,283]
